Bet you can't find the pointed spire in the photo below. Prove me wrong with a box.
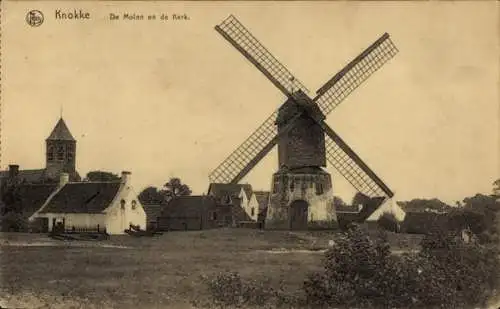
[47,117,75,141]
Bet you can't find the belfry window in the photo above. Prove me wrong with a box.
[56,145,65,161]
[47,146,54,162]
[67,144,74,162]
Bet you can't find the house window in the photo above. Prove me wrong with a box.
[120,199,126,209]
[131,200,137,210]
[251,207,255,217]
[57,145,65,161]
[316,182,323,195]
[210,211,217,221]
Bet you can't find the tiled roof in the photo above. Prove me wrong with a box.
[162,196,217,218]
[143,204,163,221]
[39,182,121,214]
[46,118,75,141]
[208,183,253,199]
[0,169,81,183]
[254,191,270,210]
[5,184,58,217]
[0,169,47,183]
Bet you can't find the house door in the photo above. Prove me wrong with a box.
[40,218,49,233]
[289,200,309,230]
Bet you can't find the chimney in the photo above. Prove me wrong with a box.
[121,171,131,184]
[59,173,69,187]
[8,165,19,179]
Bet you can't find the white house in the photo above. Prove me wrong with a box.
[30,171,146,235]
[364,198,406,222]
[207,183,260,221]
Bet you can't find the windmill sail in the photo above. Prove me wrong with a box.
[314,33,398,116]
[215,15,309,97]
[209,110,304,184]
[322,123,394,199]
[210,15,399,193]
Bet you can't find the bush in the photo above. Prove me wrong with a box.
[303,225,500,309]
[419,228,500,308]
[206,271,277,308]
[0,212,28,232]
[303,225,397,308]
[205,224,500,309]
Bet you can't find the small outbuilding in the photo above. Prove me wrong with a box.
[158,196,218,231]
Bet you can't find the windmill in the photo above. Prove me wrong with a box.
[209,15,398,230]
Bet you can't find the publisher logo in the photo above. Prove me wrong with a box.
[26,10,44,27]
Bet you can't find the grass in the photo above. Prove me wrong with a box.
[0,228,423,309]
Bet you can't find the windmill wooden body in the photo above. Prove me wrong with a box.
[209,15,398,230]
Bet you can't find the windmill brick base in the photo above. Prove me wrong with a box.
[265,168,337,230]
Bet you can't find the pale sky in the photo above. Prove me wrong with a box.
[2,1,499,204]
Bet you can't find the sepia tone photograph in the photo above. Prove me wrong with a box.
[0,1,499,308]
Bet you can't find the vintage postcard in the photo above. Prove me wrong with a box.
[0,1,499,309]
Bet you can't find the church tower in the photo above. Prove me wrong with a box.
[45,118,79,181]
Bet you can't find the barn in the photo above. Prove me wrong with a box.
[157,196,218,231]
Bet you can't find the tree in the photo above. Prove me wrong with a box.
[462,194,499,213]
[85,171,121,182]
[396,198,453,213]
[138,186,164,204]
[138,178,192,204]
[450,194,500,245]
[493,179,500,196]
[163,177,192,202]
[333,196,346,207]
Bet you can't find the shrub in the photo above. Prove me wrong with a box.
[206,271,276,308]
[205,222,500,309]
[0,212,28,232]
[304,225,396,308]
[303,224,500,309]
[420,228,500,308]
